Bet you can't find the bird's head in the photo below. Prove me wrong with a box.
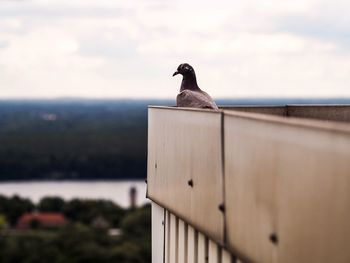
[172,63,194,77]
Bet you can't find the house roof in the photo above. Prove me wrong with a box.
[17,212,68,229]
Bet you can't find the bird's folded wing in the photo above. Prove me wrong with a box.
[176,90,218,109]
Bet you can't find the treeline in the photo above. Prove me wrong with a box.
[3,99,346,181]
[0,195,151,263]
[0,100,173,181]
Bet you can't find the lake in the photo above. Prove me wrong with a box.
[0,180,148,208]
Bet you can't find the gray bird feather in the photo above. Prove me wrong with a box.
[176,90,218,109]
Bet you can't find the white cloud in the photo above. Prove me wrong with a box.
[0,0,349,98]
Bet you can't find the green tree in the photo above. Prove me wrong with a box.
[121,204,151,239]
[0,195,34,226]
[38,196,65,212]
[63,199,125,227]
[120,204,151,262]
[0,214,7,230]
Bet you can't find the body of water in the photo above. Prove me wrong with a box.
[0,180,148,208]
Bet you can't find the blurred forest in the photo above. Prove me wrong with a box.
[0,195,151,263]
[0,100,172,181]
[1,98,349,181]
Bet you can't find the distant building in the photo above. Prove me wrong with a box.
[108,228,121,237]
[17,212,68,229]
[91,215,110,229]
[129,186,137,209]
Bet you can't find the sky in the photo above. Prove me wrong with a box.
[0,0,349,99]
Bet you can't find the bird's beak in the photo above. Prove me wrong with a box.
[172,71,179,77]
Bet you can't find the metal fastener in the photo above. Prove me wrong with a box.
[187,179,194,187]
[218,203,225,213]
[269,233,278,245]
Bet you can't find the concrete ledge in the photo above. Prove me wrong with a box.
[147,105,350,263]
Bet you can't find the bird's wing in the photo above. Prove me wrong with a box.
[177,90,218,110]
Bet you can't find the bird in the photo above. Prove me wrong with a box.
[173,63,219,110]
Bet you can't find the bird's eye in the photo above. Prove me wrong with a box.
[184,66,189,70]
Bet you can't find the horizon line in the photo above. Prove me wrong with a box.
[0,96,350,101]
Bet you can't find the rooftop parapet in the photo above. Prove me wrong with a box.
[147,105,350,263]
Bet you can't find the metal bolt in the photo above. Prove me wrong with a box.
[269,233,278,245]
[187,179,194,187]
[218,203,225,213]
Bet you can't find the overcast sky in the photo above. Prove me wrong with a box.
[0,0,349,98]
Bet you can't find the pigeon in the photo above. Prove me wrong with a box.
[173,63,219,110]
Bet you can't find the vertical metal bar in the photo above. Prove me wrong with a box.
[198,233,206,262]
[170,214,178,263]
[221,249,232,263]
[218,246,222,263]
[187,225,196,263]
[176,218,179,263]
[195,230,199,263]
[178,219,187,263]
[165,210,171,263]
[151,202,165,263]
[205,237,209,263]
[185,223,188,262]
[208,240,219,263]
